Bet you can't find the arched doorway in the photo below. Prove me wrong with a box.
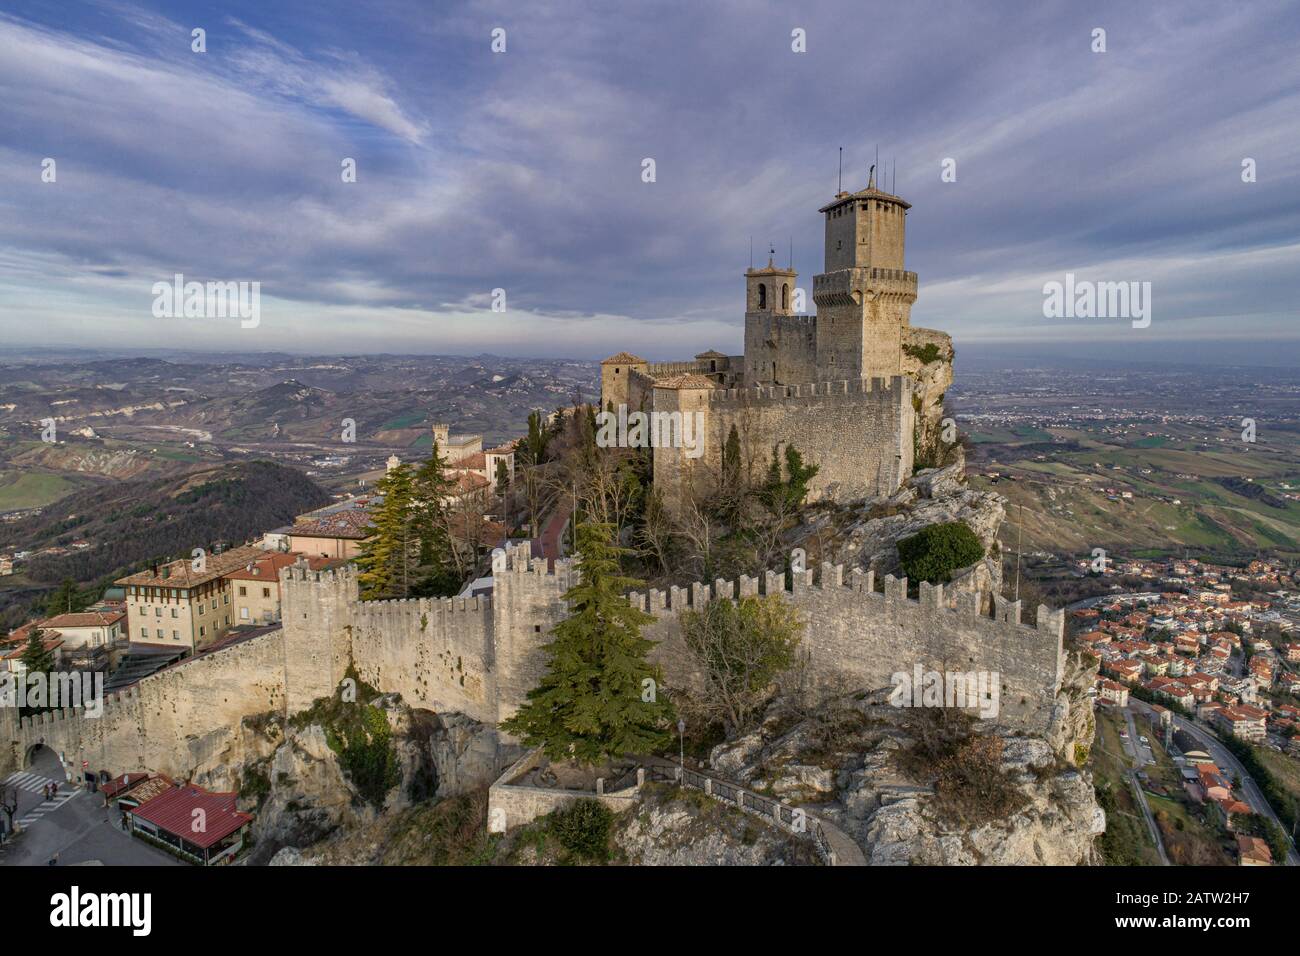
[23,742,65,781]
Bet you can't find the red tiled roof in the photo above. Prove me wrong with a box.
[2,632,63,659]
[223,552,342,581]
[601,352,647,365]
[453,472,491,494]
[290,509,373,540]
[102,772,150,799]
[653,373,716,390]
[129,784,252,850]
[115,544,267,589]
[41,610,125,629]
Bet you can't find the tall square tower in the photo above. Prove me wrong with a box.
[812,170,917,380]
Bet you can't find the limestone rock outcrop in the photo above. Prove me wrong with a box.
[707,693,1103,866]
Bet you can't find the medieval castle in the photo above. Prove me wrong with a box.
[600,171,954,509]
[2,177,1070,793]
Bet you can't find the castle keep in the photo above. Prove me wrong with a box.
[601,172,954,509]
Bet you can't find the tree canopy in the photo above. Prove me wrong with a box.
[501,522,674,765]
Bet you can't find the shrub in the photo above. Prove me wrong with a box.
[897,521,985,585]
[904,342,942,364]
[550,799,613,861]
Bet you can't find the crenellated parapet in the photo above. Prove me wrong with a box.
[626,563,1063,641]
[706,374,910,408]
[628,561,1065,732]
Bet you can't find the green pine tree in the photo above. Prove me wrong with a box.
[20,627,55,677]
[721,424,742,490]
[356,463,417,599]
[409,442,460,596]
[501,522,674,766]
[43,578,88,617]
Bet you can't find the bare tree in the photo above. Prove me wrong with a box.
[679,593,803,736]
[0,784,17,838]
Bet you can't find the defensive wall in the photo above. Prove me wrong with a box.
[2,543,1063,781]
[652,375,914,508]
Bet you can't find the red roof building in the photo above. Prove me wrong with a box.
[128,783,253,865]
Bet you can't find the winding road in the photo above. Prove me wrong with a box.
[1129,699,1298,866]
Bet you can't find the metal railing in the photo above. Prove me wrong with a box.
[647,763,837,865]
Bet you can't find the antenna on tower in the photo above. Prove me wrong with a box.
[749,236,753,269]
[875,144,879,185]
[838,146,842,194]
[789,236,793,271]
[892,157,896,194]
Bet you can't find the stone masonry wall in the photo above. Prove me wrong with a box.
[632,565,1064,734]
[5,547,1062,782]
[655,376,915,506]
[8,628,287,780]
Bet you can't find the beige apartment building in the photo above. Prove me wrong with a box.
[225,552,344,626]
[115,544,265,652]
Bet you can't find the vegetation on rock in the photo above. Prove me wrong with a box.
[897,520,984,585]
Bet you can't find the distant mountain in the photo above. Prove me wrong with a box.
[1,460,331,587]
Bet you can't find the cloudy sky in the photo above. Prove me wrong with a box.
[1,0,1297,363]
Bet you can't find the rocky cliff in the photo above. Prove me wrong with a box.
[709,691,1104,865]
[207,692,519,864]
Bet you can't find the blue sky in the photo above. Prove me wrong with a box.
[0,0,1297,362]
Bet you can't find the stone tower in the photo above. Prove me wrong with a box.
[745,253,797,315]
[812,169,917,380]
[743,254,812,386]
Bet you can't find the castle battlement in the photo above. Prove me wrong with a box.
[625,566,1064,642]
[498,540,574,579]
[354,593,488,616]
[706,374,909,406]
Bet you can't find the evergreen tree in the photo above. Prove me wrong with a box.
[20,627,54,677]
[501,522,674,766]
[522,410,551,465]
[43,578,88,617]
[408,442,460,596]
[721,424,742,491]
[761,443,819,512]
[356,463,417,599]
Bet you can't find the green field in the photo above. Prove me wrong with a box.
[0,471,80,510]
[979,418,1300,561]
[381,410,428,431]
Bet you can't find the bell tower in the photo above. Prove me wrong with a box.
[813,167,917,380]
[743,249,800,386]
[745,251,797,315]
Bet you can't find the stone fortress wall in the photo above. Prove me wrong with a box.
[653,375,915,507]
[4,543,1064,780]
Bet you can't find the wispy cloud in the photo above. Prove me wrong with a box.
[0,0,1297,359]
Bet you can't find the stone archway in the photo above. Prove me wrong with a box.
[23,742,47,769]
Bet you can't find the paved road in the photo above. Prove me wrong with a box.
[0,749,180,867]
[1122,709,1156,767]
[1130,699,1299,866]
[1112,710,1170,864]
[533,496,573,561]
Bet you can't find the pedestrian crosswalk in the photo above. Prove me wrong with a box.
[4,770,65,795]
[3,771,76,828]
